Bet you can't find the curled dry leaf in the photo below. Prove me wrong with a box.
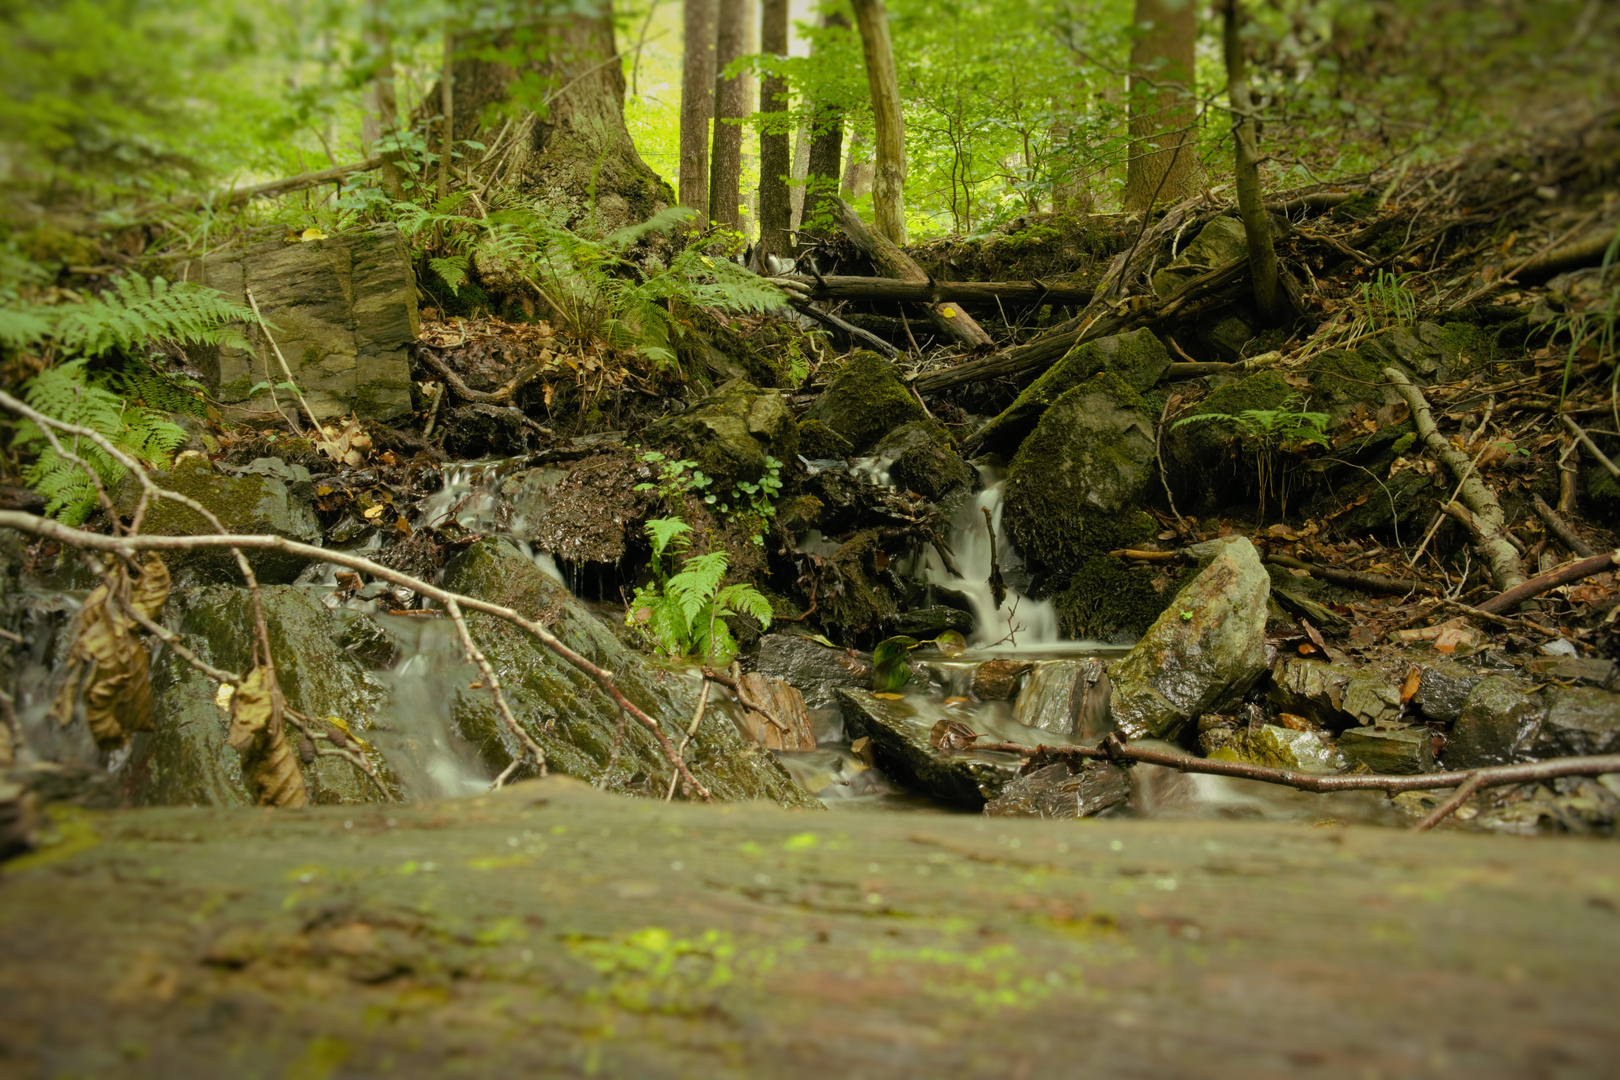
[226,666,309,808]
[929,718,985,751]
[49,554,170,749]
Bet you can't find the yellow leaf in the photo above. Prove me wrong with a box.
[940,306,956,318]
[363,504,385,520]
[300,227,328,242]
[48,558,168,749]
[215,683,235,711]
[873,692,904,700]
[228,667,308,808]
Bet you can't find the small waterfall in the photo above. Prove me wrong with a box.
[919,470,1061,648]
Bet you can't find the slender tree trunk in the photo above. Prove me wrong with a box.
[1220,0,1280,323]
[680,0,718,216]
[709,0,749,228]
[362,1,406,200]
[1123,0,1202,213]
[789,124,809,231]
[437,21,454,199]
[800,12,849,241]
[850,0,906,244]
[755,0,792,263]
[841,132,873,199]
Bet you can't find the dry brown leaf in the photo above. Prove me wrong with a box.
[49,556,169,749]
[1399,664,1422,705]
[227,666,308,808]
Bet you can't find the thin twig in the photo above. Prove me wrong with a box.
[444,596,546,786]
[245,287,325,435]
[666,678,711,801]
[1411,771,1487,832]
[1562,414,1620,478]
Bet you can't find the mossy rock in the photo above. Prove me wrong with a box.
[642,378,799,491]
[1436,321,1506,375]
[1162,370,1292,513]
[673,305,799,389]
[975,329,1171,457]
[797,418,854,460]
[1196,313,1255,364]
[805,351,925,454]
[1151,216,1248,298]
[1304,349,1387,417]
[1055,557,1192,644]
[1002,373,1158,575]
[875,422,976,503]
[126,459,323,585]
[815,529,900,642]
[442,538,815,805]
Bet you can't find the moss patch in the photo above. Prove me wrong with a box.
[1055,558,1191,644]
[1162,371,1292,512]
[798,419,854,459]
[806,351,925,453]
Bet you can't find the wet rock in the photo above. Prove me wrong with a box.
[1162,371,1292,512]
[128,586,396,807]
[505,453,645,564]
[733,673,817,752]
[1207,724,1345,774]
[1337,726,1433,774]
[128,459,322,585]
[1445,677,1543,770]
[0,778,37,859]
[1012,661,1084,736]
[1522,655,1618,689]
[1532,687,1620,757]
[805,351,925,454]
[1196,314,1255,364]
[1107,537,1270,742]
[643,379,798,490]
[753,633,870,710]
[1267,657,1401,729]
[1151,216,1248,298]
[1341,669,1403,727]
[185,224,417,421]
[441,403,539,458]
[1411,660,1486,724]
[973,329,1171,456]
[837,688,1021,807]
[874,422,975,503]
[983,760,1131,819]
[971,659,1031,700]
[1002,373,1158,573]
[887,605,973,639]
[817,530,900,640]
[444,538,813,806]
[796,419,853,460]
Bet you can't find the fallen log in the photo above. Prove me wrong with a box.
[830,199,995,349]
[146,157,384,214]
[1475,550,1619,615]
[774,274,1093,307]
[789,300,900,358]
[1264,554,1437,596]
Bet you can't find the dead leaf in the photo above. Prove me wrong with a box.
[1399,664,1422,705]
[49,555,169,748]
[929,718,984,751]
[227,666,308,808]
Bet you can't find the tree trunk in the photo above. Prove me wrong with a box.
[361,0,406,201]
[756,0,792,263]
[841,132,873,199]
[709,0,750,229]
[1123,0,1202,213]
[437,21,454,200]
[850,0,907,244]
[800,13,849,241]
[444,2,672,235]
[789,124,810,231]
[680,0,718,217]
[1220,0,1281,323]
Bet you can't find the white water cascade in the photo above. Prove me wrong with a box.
[916,469,1061,648]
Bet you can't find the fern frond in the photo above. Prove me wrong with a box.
[103,363,209,417]
[666,551,729,628]
[52,274,252,356]
[429,255,470,296]
[644,517,692,562]
[711,583,774,630]
[0,304,53,350]
[602,206,698,252]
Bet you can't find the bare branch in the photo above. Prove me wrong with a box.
[444,595,547,787]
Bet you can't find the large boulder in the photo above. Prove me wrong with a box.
[642,379,798,491]
[1055,557,1192,644]
[1002,373,1158,574]
[443,538,814,806]
[1444,677,1544,770]
[805,351,925,453]
[973,329,1171,457]
[131,458,322,585]
[1106,537,1270,741]
[1532,687,1620,757]
[184,224,418,421]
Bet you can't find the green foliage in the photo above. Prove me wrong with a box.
[635,449,783,547]
[0,272,252,356]
[1359,270,1419,332]
[625,518,773,664]
[14,360,188,524]
[633,450,714,501]
[871,635,919,693]
[1174,395,1329,521]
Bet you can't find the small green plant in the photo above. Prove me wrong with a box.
[1359,269,1419,331]
[625,518,773,664]
[633,450,714,501]
[1173,396,1329,521]
[635,450,784,547]
[871,631,968,693]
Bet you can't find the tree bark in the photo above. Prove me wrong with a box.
[850,0,907,244]
[841,132,873,198]
[362,0,406,201]
[443,2,672,235]
[756,0,792,262]
[800,12,849,241]
[1123,0,1202,213]
[1220,0,1281,323]
[830,199,994,349]
[437,21,454,200]
[708,0,750,229]
[789,124,810,231]
[680,0,718,216]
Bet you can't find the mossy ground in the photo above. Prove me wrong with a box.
[1055,557,1193,643]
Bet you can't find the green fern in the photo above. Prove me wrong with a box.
[625,518,773,663]
[106,362,210,417]
[51,273,253,356]
[15,360,188,524]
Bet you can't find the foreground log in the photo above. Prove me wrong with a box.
[1476,550,1620,615]
[3,776,1619,1076]
[830,199,995,349]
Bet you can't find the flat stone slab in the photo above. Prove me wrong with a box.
[2,778,1618,1077]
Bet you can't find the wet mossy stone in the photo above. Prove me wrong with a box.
[797,418,854,460]
[1151,216,1248,298]
[806,351,925,454]
[128,586,396,807]
[1002,373,1157,574]
[1162,370,1292,512]
[1055,557,1191,645]
[642,378,798,490]
[441,538,814,806]
[127,458,322,585]
[974,329,1170,457]
[875,421,976,503]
